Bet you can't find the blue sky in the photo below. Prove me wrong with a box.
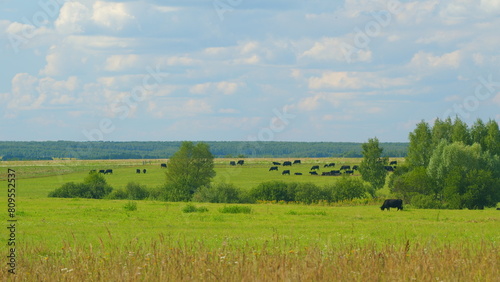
[1,0,499,142]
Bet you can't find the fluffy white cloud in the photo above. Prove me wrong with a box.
[409,50,462,69]
[7,73,46,111]
[91,1,135,31]
[104,54,140,72]
[300,37,372,63]
[55,2,91,34]
[190,81,241,95]
[308,71,408,90]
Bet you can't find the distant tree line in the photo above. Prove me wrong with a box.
[389,117,500,209]
[0,141,408,160]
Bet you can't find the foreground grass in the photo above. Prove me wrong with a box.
[6,238,498,281]
[3,198,499,280]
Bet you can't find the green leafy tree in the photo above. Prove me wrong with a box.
[432,117,453,147]
[408,120,433,167]
[164,141,215,201]
[470,119,488,150]
[427,142,500,209]
[358,137,388,197]
[451,117,470,144]
[484,119,500,156]
[389,166,436,204]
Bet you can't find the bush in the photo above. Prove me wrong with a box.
[48,182,88,198]
[147,186,167,201]
[294,182,325,204]
[219,205,252,214]
[84,172,113,199]
[163,183,192,202]
[123,201,137,211]
[324,176,369,203]
[107,188,129,200]
[192,183,242,203]
[412,195,444,209]
[126,182,149,200]
[182,204,209,213]
[49,172,113,199]
[250,181,295,202]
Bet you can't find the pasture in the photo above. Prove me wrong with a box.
[1,158,499,281]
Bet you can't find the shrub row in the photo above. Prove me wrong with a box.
[50,174,371,205]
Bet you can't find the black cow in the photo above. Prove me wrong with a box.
[309,171,318,175]
[160,163,167,168]
[237,160,245,165]
[331,170,341,176]
[282,170,290,175]
[293,160,301,164]
[352,165,359,170]
[269,166,279,171]
[283,161,292,166]
[344,170,354,175]
[143,169,147,174]
[311,165,320,170]
[340,165,350,170]
[295,173,302,175]
[105,169,113,174]
[380,199,403,211]
[322,171,332,176]
[384,166,394,172]
[230,161,236,166]
[99,170,106,174]
[390,161,398,165]
[136,169,141,174]
[272,162,281,165]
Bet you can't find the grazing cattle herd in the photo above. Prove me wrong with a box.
[87,158,405,211]
[264,159,396,177]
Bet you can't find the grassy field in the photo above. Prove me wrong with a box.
[1,157,396,198]
[1,158,499,281]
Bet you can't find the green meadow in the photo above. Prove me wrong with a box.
[1,159,499,280]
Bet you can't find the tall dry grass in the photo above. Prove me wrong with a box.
[3,237,498,281]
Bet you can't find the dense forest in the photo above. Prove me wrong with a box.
[0,141,408,160]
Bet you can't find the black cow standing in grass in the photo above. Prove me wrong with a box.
[311,165,320,170]
[237,160,245,165]
[282,170,290,175]
[283,161,292,166]
[269,166,279,171]
[380,199,403,211]
[136,169,141,174]
[160,163,167,168]
[340,165,350,170]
